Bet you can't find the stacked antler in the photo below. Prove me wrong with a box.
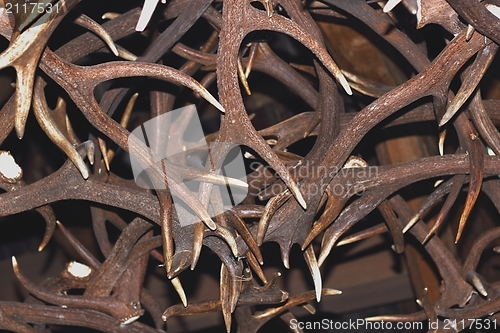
[2,0,500,332]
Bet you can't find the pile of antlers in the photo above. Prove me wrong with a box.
[2,0,500,331]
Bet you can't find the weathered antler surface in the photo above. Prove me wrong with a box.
[3,0,500,332]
